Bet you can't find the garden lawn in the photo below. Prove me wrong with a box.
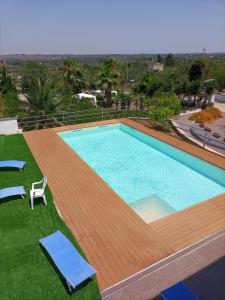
[0,134,100,300]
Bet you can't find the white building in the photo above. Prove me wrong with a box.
[152,63,164,72]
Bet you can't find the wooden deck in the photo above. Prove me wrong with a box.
[23,118,225,292]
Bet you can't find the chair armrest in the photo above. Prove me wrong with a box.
[32,180,42,190]
[31,183,36,190]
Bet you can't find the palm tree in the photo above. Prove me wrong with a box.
[26,77,60,114]
[63,58,85,94]
[97,58,121,107]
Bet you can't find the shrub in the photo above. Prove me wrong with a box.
[189,107,223,124]
[149,107,174,127]
[148,93,182,128]
[0,92,21,117]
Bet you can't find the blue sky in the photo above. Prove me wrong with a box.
[0,0,224,54]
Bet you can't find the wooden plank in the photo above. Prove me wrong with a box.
[150,193,225,251]
[23,118,225,292]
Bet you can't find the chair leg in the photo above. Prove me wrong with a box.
[31,197,33,209]
[21,194,24,199]
[43,195,47,206]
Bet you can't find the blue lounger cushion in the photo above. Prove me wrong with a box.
[161,282,200,300]
[0,160,26,170]
[39,231,96,289]
[0,186,26,199]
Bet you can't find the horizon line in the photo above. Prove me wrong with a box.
[1,51,225,56]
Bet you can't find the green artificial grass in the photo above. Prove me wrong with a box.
[0,134,100,300]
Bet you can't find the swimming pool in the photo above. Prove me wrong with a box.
[58,123,225,223]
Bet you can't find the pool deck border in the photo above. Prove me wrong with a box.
[23,118,225,295]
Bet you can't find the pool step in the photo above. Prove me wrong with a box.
[130,194,176,223]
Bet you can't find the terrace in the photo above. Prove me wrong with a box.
[19,117,225,299]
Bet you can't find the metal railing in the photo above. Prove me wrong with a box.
[7,104,225,154]
[17,107,146,131]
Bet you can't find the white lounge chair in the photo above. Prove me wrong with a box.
[30,176,47,209]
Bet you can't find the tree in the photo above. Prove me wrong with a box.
[188,60,205,81]
[0,61,16,94]
[133,73,151,94]
[0,62,20,117]
[134,73,164,97]
[97,58,121,106]
[157,54,162,63]
[187,80,202,96]
[63,58,86,94]
[26,77,60,114]
[21,61,48,93]
[134,72,177,97]
[214,64,225,90]
[165,53,175,67]
[204,80,216,95]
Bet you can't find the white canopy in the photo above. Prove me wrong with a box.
[77,93,97,105]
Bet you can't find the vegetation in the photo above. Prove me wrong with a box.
[148,93,181,127]
[157,54,163,63]
[188,60,205,81]
[0,134,100,300]
[0,62,21,117]
[0,92,21,116]
[97,58,121,106]
[133,73,162,96]
[0,62,16,93]
[165,53,175,67]
[21,61,48,93]
[26,77,60,114]
[0,53,225,128]
[63,58,86,94]
[214,64,225,89]
[189,107,223,124]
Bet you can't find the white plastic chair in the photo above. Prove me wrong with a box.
[30,176,47,209]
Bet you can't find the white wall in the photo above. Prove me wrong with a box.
[0,117,20,135]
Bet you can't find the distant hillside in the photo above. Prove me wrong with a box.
[1,52,225,62]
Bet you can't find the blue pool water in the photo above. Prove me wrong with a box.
[59,123,225,222]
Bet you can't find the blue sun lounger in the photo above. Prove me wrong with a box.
[0,160,26,171]
[39,231,96,291]
[161,282,200,300]
[0,186,26,199]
